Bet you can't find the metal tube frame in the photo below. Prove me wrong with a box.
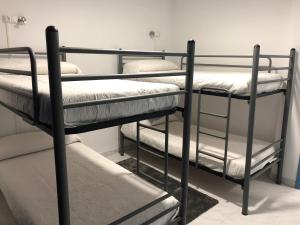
[46,26,70,225]
[242,45,261,215]
[0,47,39,124]
[44,26,195,225]
[276,48,296,184]
[117,44,295,216]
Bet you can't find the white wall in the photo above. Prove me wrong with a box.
[171,0,292,140]
[0,0,299,184]
[0,0,173,153]
[282,0,300,186]
[170,0,299,185]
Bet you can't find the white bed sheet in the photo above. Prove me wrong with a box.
[124,70,286,95]
[0,75,179,127]
[121,120,277,179]
[0,132,178,225]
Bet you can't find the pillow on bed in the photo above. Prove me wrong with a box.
[123,60,179,74]
[0,131,81,161]
[0,58,81,75]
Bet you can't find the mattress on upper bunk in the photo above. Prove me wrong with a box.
[0,59,179,127]
[123,59,287,95]
[0,132,178,225]
[121,117,277,179]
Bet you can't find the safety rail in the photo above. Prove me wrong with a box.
[0,47,39,124]
[180,53,290,73]
[45,26,195,225]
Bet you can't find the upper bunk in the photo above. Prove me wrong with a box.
[0,41,194,135]
[118,46,295,100]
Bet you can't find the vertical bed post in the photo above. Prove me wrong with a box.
[164,114,169,191]
[118,49,125,156]
[242,45,260,216]
[46,26,70,225]
[276,48,296,184]
[28,48,39,124]
[180,40,195,225]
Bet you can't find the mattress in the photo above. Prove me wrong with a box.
[0,75,179,127]
[124,70,287,95]
[0,132,178,225]
[121,119,277,179]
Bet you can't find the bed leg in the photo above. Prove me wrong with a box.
[276,48,296,185]
[136,121,140,175]
[242,45,260,216]
[46,26,70,225]
[118,126,125,156]
[242,181,250,215]
[180,40,195,225]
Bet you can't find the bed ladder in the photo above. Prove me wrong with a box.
[136,115,169,191]
[195,88,232,178]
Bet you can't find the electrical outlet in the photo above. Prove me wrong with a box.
[149,30,160,39]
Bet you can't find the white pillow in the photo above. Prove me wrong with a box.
[123,60,179,74]
[0,58,82,75]
[0,131,81,161]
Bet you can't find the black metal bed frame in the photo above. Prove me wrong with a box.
[0,26,195,225]
[118,45,296,215]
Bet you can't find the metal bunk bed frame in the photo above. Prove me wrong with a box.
[117,45,296,215]
[0,26,195,225]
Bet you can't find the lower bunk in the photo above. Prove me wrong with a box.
[120,115,280,210]
[0,131,179,225]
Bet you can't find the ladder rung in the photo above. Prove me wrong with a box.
[200,111,227,119]
[138,146,165,159]
[138,123,166,134]
[199,131,225,140]
[139,171,165,186]
[198,150,224,161]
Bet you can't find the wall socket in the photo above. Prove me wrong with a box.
[149,30,160,39]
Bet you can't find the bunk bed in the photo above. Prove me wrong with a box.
[0,26,195,225]
[118,45,296,215]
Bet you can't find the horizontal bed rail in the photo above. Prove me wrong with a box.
[193,54,290,59]
[61,71,187,81]
[257,78,289,85]
[251,149,282,171]
[0,68,32,75]
[252,139,283,158]
[60,47,187,57]
[108,187,181,225]
[181,52,290,73]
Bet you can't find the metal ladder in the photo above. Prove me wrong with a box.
[136,115,169,191]
[195,88,232,178]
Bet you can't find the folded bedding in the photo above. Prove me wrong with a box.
[123,60,287,95]
[121,118,277,179]
[0,59,179,127]
[0,132,178,225]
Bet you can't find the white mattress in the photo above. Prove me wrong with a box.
[121,120,277,179]
[0,75,179,127]
[124,70,286,95]
[0,132,178,225]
